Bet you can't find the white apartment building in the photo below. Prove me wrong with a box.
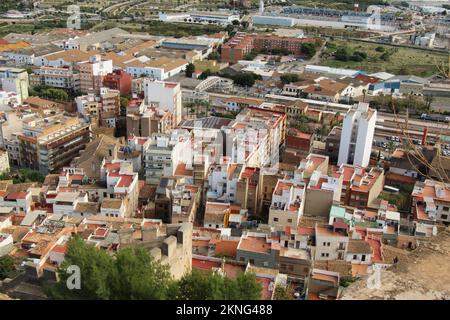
[144,79,183,126]
[32,66,80,91]
[338,102,376,167]
[0,190,32,213]
[269,179,306,229]
[207,158,242,203]
[144,131,192,185]
[0,67,29,103]
[314,224,349,261]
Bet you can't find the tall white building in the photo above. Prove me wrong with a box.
[144,79,183,126]
[337,102,376,167]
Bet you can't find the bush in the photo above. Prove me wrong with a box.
[0,256,14,280]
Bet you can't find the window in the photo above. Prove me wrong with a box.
[287,219,292,223]
[443,207,449,212]
[353,254,357,260]
[327,242,331,246]
[441,214,448,220]
[274,217,279,222]
[361,255,366,262]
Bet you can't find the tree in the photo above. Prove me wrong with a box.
[185,63,195,78]
[0,256,14,280]
[120,96,129,116]
[113,247,172,300]
[230,72,261,87]
[231,19,240,26]
[280,73,299,84]
[169,269,262,300]
[273,285,294,300]
[335,46,351,61]
[208,51,220,61]
[46,237,118,300]
[199,69,213,80]
[301,43,316,58]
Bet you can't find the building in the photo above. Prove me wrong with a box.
[221,32,317,63]
[144,79,183,126]
[0,149,10,173]
[0,67,29,103]
[31,66,80,92]
[302,79,349,103]
[18,114,91,173]
[79,55,113,94]
[314,224,349,261]
[252,15,296,27]
[221,33,255,64]
[268,180,305,229]
[103,69,133,96]
[337,102,376,167]
[336,164,385,209]
[411,179,450,236]
[304,170,342,218]
[125,57,188,81]
[144,130,192,184]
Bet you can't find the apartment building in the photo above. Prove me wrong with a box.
[207,157,242,203]
[253,35,316,56]
[101,160,139,214]
[304,170,342,218]
[221,32,316,63]
[220,32,255,63]
[235,167,260,216]
[411,179,450,236]
[79,55,113,94]
[223,107,286,168]
[314,224,349,261]
[103,69,133,96]
[268,179,305,229]
[144,131,192,185]
[144,79,183,126]
[18,115,91,173]
[171,184,201,224]
[338,102,376,167]
[126,107,175,138]
[0,67,29,103]
[336,164,384,209]
[31,66,80,92]
[76,87,120,125]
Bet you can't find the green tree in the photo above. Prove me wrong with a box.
[280,73,299,84]
[120,96,129,116]
[46,237,118,300]
[0,256,14,280]
[170,269,262,300]
[301,43,316,58]
[185,63,195,78]
[273,285,294,300]
[113,247,172,300]
[208,51,220,61]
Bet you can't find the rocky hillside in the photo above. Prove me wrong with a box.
[340,227,450,300]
